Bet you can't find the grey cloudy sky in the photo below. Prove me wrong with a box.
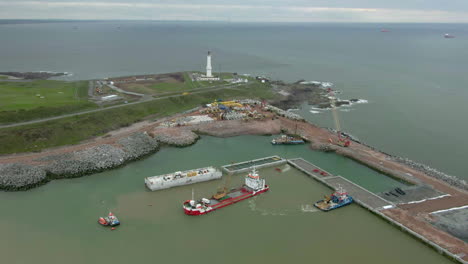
[0,0,467,22]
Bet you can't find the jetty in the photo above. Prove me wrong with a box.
[287,158,393,210]
[222,156,286,173]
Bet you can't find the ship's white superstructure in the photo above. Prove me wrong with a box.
[245,167,266,191]
[145,166,222,191]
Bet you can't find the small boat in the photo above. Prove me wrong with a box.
[98,212,120,227]
[314,186,353,212]
[381,29,390,32]
[275,167,282,172]
[444,33,455,38]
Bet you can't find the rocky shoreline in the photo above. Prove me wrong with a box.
[0,71,67,80]
[270,80,362,110]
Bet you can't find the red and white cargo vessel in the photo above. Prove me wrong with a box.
[183,168,269,216]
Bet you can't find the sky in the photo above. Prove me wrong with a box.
[0,0,468,23]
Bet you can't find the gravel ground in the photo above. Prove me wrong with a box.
[377,185,445,204]
[0,163,47,190]
[431,208,468,243]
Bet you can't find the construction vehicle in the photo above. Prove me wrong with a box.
[328,89,351,147]
[211,100,243,108]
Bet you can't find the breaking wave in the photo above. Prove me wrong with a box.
[354,99,368,104]
[299,81,334,88]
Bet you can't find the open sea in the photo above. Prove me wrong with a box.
[0,21,467,264]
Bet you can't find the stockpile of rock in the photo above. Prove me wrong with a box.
[153,129,199,147]
[45,145,127,177]
[0,163,47,190]
[393,157,468,191]
[45,133,160,178]
[265,105,304,121]
[239,99,261,105]
[118,132,159,160]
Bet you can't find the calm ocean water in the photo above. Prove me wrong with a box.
[1,21,467,180]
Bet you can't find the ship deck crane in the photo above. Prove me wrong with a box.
[213,170,233,200]
[328,89,350,147]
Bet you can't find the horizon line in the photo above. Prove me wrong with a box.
[1,19,468,24]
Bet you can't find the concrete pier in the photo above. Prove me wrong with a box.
[222,156,286,174]
[287,158,394,210]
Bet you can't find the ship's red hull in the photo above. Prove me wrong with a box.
[183,186,269,216]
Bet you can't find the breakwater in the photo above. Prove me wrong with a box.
[0,131,197,191]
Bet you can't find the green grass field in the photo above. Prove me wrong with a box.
[124,72,231,93]
[0,80,97,123]
[0,80,89,111]
[0,81,275,154]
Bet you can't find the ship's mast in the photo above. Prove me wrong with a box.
[192,188,194,201]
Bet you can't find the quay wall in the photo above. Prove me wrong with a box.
[222,156,286,174]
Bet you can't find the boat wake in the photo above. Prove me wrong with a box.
[248,200,320,215]
[248,199,287,216]
[301,204,319,213]
[281,164,291,172]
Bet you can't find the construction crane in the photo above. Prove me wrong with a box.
[328,89,351,147]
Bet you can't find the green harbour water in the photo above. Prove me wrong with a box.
[0,136,452,264]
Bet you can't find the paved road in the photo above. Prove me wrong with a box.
[0,83,243,129]
[105,82,146,97]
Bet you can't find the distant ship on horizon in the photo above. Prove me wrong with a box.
[380,29,390,32]
[444,33,455,38]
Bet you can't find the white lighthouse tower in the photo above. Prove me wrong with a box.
[206,51,213,77]
[197,51,220,81]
